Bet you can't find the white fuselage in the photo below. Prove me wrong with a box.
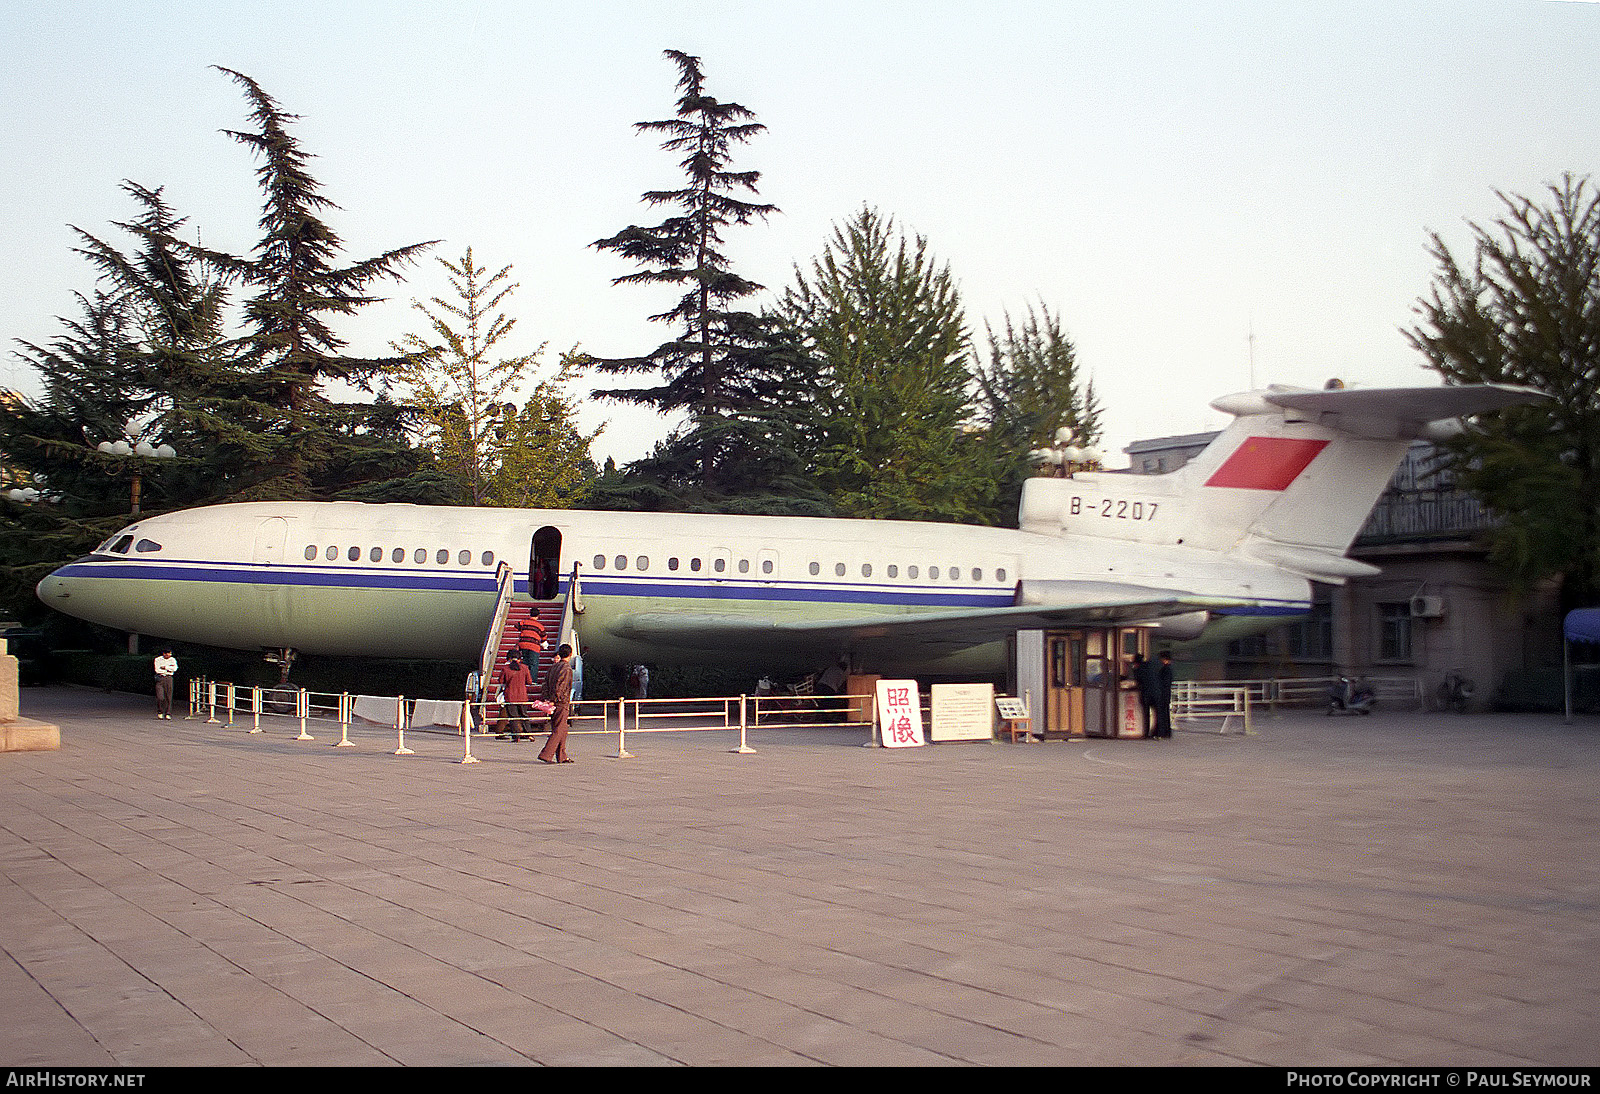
[37,501,1309,672]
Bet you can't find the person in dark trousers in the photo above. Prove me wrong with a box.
[1131,652,1161,738]
[153,649,177,720]
[1154,650,1175,738]
[538,644,575,764]
[498,657,536,741]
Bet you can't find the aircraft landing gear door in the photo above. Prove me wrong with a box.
[531,527,561,600]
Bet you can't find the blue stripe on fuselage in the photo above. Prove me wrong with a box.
[54,555,1021,609]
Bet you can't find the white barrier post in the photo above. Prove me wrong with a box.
[295,688,313,740]
[206,681,220,724]
[459,699,479,764]
[224,683,236,728]
[616,699,635,759]
[394,695,414,755]
[250,686,262,733]
[336,692,354,747]
[732,695,756,754]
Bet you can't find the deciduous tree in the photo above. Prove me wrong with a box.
[1406,173,1600,605]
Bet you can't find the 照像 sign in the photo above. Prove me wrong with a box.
[875,680,924,748]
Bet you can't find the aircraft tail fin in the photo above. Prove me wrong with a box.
[1019,382,1543,582]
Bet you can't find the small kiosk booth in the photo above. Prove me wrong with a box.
[1015,626,1152,738]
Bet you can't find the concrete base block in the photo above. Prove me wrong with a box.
[1,717,61,752]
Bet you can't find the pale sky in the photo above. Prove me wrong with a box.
[4,1,1598,472]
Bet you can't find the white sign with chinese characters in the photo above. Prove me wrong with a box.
[874,680,925,748]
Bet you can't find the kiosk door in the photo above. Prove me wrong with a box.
[1045,627,1149,737]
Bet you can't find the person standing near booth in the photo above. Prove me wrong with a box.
[1131,652,1160,738]
[1154,650,1175,739]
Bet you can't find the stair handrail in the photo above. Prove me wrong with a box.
[476,561,516,689]
[558,562,583,663]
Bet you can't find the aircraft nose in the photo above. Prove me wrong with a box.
[36,569,74,605]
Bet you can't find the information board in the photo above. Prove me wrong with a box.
[930,683,995,742]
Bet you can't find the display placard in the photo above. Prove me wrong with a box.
[874,680,925,748]
[931,683,995,741]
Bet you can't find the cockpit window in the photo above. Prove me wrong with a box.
[110,535,134,554]
[134,539,162,553]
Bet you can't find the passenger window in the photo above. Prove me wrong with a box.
[861,564,872,578]
[415,548,427,564]
[714,558,726,573]
[593,555,605,569]
[392,548,405,563]
[637,557,649,571]
[437,549,449,564]
[950,567,960,582]
[482,551,495,566]
[458,550,471,566]
[887,565,898,578]
[929,566,940,579]
[971,568,982,581]
[834,563,846,577]
[304,546,318,561]
[738,559,749,574]
[908,565,919,579]
[762,559,774,575]
[690,558,702,572]
[326,546,338,561]
[348,546,361,562]
[370,547,383,563]
[615,555,627,570]
[809,562,820,576]
[997,568,1007,582]
[668,558,679,571]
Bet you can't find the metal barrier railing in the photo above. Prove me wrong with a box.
[184,678,900,760]
[1203,675,1424,712]
[1171,683,1254,735]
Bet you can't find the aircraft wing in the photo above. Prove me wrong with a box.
[609,592,1227,655]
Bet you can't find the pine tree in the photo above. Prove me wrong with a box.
[203,67,437,500]
[591,49,780,490]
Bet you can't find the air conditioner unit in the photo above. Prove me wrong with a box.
[1410,596,1445,619]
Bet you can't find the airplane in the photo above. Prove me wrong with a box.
[35,381,1541,679]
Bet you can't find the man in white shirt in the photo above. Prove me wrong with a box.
[153,650,177,719]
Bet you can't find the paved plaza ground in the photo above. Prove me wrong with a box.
[1,685,1597,1067]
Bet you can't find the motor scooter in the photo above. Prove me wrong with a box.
[1328,676,1375,715]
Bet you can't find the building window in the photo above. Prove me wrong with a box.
[1378,602,1413,661]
